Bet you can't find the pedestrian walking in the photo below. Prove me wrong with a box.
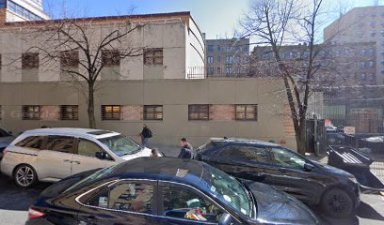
[177,137,194,159]
[140,124,152,147]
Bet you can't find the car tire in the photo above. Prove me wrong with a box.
[320,188,355,218]
[13,164,37,188]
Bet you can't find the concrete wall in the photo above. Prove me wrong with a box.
[0,78,297,149]
[0,14,204,81]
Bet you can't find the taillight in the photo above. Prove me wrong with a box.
[28,208,45,220]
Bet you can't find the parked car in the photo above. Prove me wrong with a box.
[0,127,15,158]
[195,138,360,218]
[1,128,155,188]
[26,157,318,225]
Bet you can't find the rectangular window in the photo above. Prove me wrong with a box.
[144,105,163,120]
[0,0,5,8]
[60,105,79,120]
[207,45,214,52]
[102,49,120,66]
[207,56,214,64]
[235,105,258,121]
[60,50,79,68]
[225,56,233,64]
[101,105,121,120]
[22,105,40,120]
[144,48,163,65]
[188,104,209,120]
[22,52,39,69]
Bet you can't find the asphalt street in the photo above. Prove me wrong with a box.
[0,172,383,225]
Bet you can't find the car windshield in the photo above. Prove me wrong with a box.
[202,164,253,218]
[98,135,142,157]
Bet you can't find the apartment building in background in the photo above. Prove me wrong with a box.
[0,0,49,21]
[205,38,250,77]
[323,6,384,132]
[0,12,297,148]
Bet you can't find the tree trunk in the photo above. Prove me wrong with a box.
[295,122,306,155]
[87,82,96,128]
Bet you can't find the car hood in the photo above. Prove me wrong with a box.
[246,181,318,225]
[120,147,153,161]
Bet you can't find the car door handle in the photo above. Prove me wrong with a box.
[72,161,81,164]
[279,168,287,173]
[63,159,71,163]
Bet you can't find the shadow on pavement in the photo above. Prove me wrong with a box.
[0,174,50,211]
[357,201,384,221]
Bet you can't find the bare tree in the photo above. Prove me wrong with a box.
[20,18,143,128]
[241,0,325,155]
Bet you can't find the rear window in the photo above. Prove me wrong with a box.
[15,136,44,149]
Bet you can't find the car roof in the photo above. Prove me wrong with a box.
[209,137,280,147]
[105,157,213,191]
[21,127,120,139]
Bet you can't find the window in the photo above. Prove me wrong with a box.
[207,45,214,52]
[101,105,121,120]
[22,105,40,120]
[60,50,79,68]
[22,52,39,69]
[85,181,155,214]
[102,49,120,66]
[60,105,78,120]
[219,145,271,164]
[77,139,106,158]
[161,182,224,223]
[0,0,5,8]
[15,136,44,149]
[207,56,214,64]
[7,1,43,20]
[188,104,209,120]
[271,148,306,169]
[225,56,233,64]
[45,136,75,153]
[144,48,163,65]
[235,105,258,121]
[207,67,214,75]
[144,105,163,120]
[225,66,232,75]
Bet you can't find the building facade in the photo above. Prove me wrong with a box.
[251,41,384,132]
[324,6,384,85]
[0,0,49,22]
[0,12,297,148]
[205,38,250,77]
[324,6,384,132]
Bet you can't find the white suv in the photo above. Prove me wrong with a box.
[1,128,155,187]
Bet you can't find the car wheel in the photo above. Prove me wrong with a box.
[321,188,354,218]
[13,164,37,188]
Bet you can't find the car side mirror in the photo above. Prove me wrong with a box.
[95,151,106,160]
[304,163,315,172]
[219,213,234,225]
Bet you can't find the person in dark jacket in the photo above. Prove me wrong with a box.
[140,124,152,147]
[178,137,193,159]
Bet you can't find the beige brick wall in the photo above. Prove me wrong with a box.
[121,105,143,121]
[210,105,235,121]
[40,105,60,121]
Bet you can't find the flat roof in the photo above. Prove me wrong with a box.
[3,11,192,27]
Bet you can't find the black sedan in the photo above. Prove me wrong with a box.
[26,157,318,225]
[196,138,360,218]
